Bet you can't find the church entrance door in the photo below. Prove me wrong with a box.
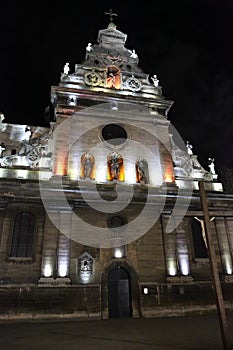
[108,266,131,318]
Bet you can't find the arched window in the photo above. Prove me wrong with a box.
[80,153,95,180]
[107,152,124,181]
[10,212,35,258]
[191,218,208,258]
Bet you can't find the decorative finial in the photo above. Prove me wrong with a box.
[208,157,216,175]
[105,9,118,24]
[63,62,70,75]
[86,43,93,52]
[186,140,193,155]
[151,74,159,87]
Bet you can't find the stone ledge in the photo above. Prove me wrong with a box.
[38,277,71,286]
[166,276,194,284]
[224,275,233,283]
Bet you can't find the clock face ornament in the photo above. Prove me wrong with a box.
[125,76,142,92]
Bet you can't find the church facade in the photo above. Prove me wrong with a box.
[0,18,233,320]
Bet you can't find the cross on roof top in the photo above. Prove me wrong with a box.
[105,9,118,23]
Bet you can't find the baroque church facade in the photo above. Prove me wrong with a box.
[0,17,233,319]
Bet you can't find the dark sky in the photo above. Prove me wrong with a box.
[1,0,233,170]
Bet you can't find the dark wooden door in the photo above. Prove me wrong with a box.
[108,267,131,318]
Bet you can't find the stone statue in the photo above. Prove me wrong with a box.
[186,140,193,155]
[110,153,120,180]
[24,126,31,141]
[81,153,94,179]
[129,49,138,59]
[0,142,5,157]
[208,158,216,174]
[63,62,70,75]
[0,113,6,132]
[86,43,93,52]
[0,113,5,123]
[151,74,159,87]
[137,158,149,184]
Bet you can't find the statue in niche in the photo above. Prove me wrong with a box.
[105,65,121,89]
[80,153,95,180]
[110,153,119,180]
[108,152,124,181]
[110,157,119,179]
[78,252,94,283]
[208,158,216,175]
[136,158,149,184]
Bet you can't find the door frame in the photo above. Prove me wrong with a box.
[101,259,141,319]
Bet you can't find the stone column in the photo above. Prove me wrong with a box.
[162,216,178,277]
[38,211,59,285]
[176,220,192,279]
[56,211,72,284]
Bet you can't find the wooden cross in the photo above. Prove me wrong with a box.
[105,9,118,22]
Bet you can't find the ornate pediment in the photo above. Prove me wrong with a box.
[97,26,127,48]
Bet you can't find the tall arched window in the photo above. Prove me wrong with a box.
[191,218,208,259]
[10,212,35,258]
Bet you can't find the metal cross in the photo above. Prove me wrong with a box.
[105,9,117,22]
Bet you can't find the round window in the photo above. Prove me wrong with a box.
[102,124,127,146]
[108,215,125,228]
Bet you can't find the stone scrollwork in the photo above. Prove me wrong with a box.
[0,134,52,169]
[125,76,141,92]
[84,71,101,86]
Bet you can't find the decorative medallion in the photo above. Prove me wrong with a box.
[125,77,141,92]
[84,71,101,86]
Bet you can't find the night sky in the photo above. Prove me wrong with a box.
[1,0,233,171]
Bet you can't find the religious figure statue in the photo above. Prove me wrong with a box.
[86,43,93,52]
[186,140,193,155]
[80,153,95,179]
[110,153,120,180]
[0,113,5,123]
[129,49,138,59]
[136,158,149,184]
[0,142,6,157]
[24,126,31,141]
[208,158,216,175]
[106,65,121,89]
[63,62,70,75]
[0,113,6,132]
[151,74,159,87]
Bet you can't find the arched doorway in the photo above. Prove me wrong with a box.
[108,266,132,318]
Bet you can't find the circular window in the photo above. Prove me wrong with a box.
[108,215,125,228]
[102,124,127,146]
